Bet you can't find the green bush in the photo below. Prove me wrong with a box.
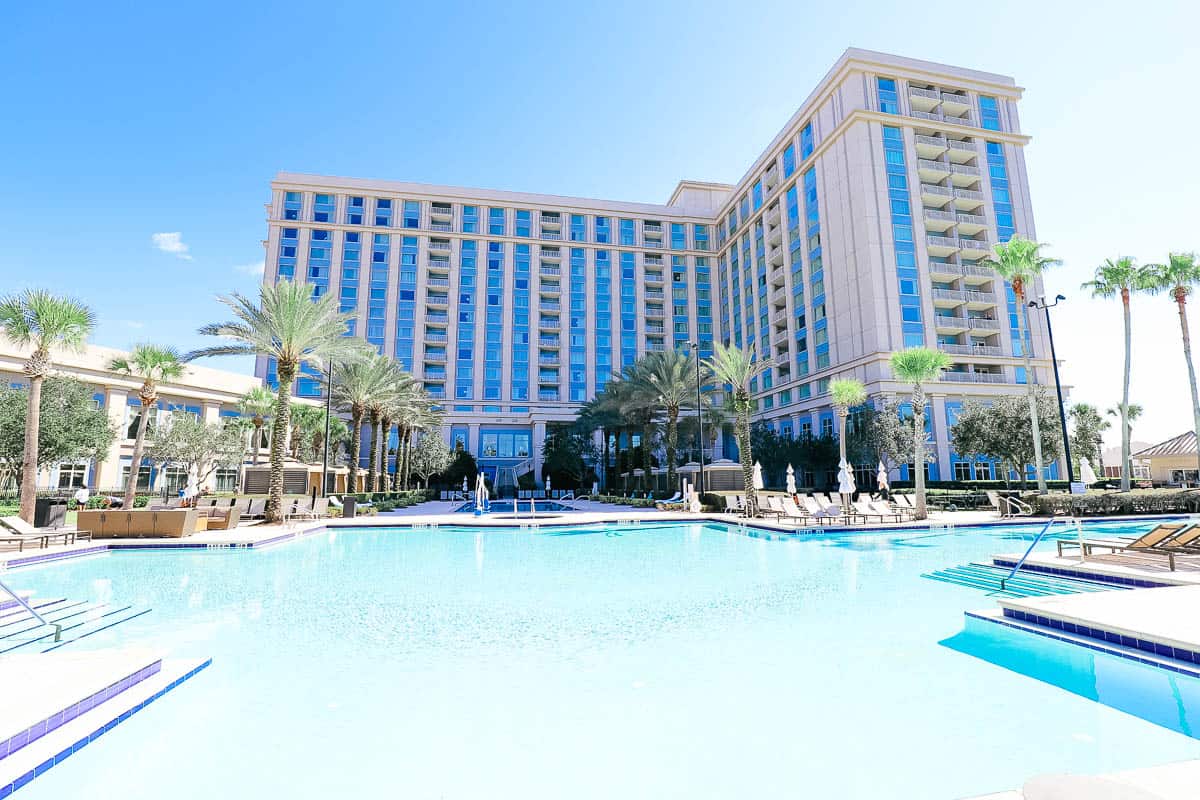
[1028,489,1200,517]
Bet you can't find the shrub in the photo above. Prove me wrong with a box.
[1027,489,1200,517]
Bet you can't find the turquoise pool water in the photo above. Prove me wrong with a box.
[7,520,1200,799]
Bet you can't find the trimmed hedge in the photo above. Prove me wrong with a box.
[1028,489,1200,517]
[585,494,659,509]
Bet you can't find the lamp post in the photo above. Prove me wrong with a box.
[320,362,333,497]
[691,342,706,495]
[1028,295,1073,483]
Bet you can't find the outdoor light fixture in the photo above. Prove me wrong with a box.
[1028,295,1073,483]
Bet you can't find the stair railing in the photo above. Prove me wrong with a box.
[998,517,1063,592]
[0,577,62,642]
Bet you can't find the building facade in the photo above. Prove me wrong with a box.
[261,48,1063,485]
[1,342,262,494]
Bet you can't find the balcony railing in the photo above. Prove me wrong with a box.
[428,277,450,287]
[430,223,452,232]
[424,332,448,343]
[921,183,953,197]
[424,352,448,363]
[924,209,956,222]
[959,239,991,252]
[645,342,665,352]
[932,288,966,302]
[939,343,1002,357]
[644,240,664,248]
[948,140,976,154]
[926,235,959,250]
[954,188,985,202]
[967,317,1002,330]
[430,205,453,217]
[428,259,450,270]
[643,222,663,232]
[538,319,561,329]
[540,265,561,275]
[962,264,995,278]
[541,232,563,240]
[941,371,1006,384]
[911,110,944,122]
[538,356,559,365]
[941,92,970,105]
[951,164,982,178]
[965,290,997,304]
[915,134,947,147]
[910,87,941,101]
[645,324,665,333]
[928,262,963,277]
[956,213,986,226]
[918,158,950,172]
[538,337,560,347]
[428,241,451,251]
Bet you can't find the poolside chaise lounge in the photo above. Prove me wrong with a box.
[0,516,91,549]
[1055,522,1193,570]
[853,499,904,523]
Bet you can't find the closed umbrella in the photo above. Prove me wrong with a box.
[1080,458,1098,485]
[752,462,764,491]
[785,464,797,495]
[184,464,200,503]
[546,476,551,496]
[876,461,890,494]
[837,460,857,507]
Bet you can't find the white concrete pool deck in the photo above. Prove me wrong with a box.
[965,758,1200,799]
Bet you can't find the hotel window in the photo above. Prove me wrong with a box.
[693,224,708,251]
[402,201,420,229]
[800,123,814,159]
[570,214,586,242]
[283,191,301,220]
[619,218,635,246]
[752,180,763,211]
[876,77,899,114]
[374,198,392,227]
[56,463,87,489]
[346,196,364,225]
[214,468,238,493]
[739,194,750,224]
[488,208,506,236]
[462,205,479,233]
[313,193,334,223]
[515,209,532,237]
[595,217,610,244]
[979,95,1002,131]
[782,144,796,178]
[670,223,685,250]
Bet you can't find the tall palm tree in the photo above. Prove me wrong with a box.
[288,403,325,460]
[238,386,275,466]
[577,395,622,492]
[331,354,400,494]
[980,236,1061,493]
[108,344,186,509]
[889,347,951,520]
[395,388,439,490]
[0,290,96,522]
[186,281,368,522]
[612,367,658,494]
[705,342,767,515]
[830,377,867,484]
[1107,403,1144,484]
[365,365,410,493]
[1082,257,1155,491]
[1147,252,1200,474]
[636,349,712,494]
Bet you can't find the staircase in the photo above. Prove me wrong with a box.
[0,595,151,655]
[922,563,1129,599]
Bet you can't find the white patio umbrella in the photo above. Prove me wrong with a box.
[463,476,469,494]
[546,476,552,494]
[785,464,797,495]
[837,459,857,500]
[1080,458,1098,485]
[184,464,200,501]
[876,461,890,493]
[752,462,764,491]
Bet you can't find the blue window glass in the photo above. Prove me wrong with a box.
[515,210,531,237]
[670,223,685,250]
[487,208,505,236]
[979,96,1001,131]
[876,77,899,115]
[782,144,796,177]
[800,123,814,159]
[595,216,610,244]
[462,205,478,233]
[570,215,586,242]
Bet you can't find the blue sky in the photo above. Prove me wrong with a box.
[2,0,1197,447]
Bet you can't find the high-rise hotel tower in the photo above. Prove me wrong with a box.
[261,48,1061,485]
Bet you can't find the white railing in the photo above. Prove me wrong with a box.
[926,235,959,250]
[910,87,941,100]
[967,318,1002,330]
[941,371,1007,384]
[932,288,966,301]
[918,158,950,171]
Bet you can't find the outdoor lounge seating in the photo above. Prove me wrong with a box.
[853,499,903,523]
[1055,522,1193,569]
[0,516,91,550]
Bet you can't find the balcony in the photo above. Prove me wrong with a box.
[643,222,663,233]
[538,301,561,312]
[771,285,787,303]
[644,254,664,266]
[941,371,1006,384]
[645,323,665,334]
[923,208,956,232]
[920,183,954,208]
[961,263,995,283]
[955,212,987,235]
[768,223,783,247]
[429,223,452,232]
[932,288,967,306]
[775,352,790,365]
[424,331,448,343]
[944,111,975,126]
[645,308,664,319]
[538,336,560,348]
[424,352,448,363]
[952,188,986,210]
[915,134,948,158]
[768,245,785,266]
[965,290,998,308]
[428,240,451,252]
[426,312,450,326]
[540,249,562,263]
[645,271,664,284]
[933,315,969,333]
[540,214,561,228]
[947,139,977,163]
[950,163,982,187]
[538,318,561,330]
[959,239,991,260]
[772,310,788,325]
[538,282,561,295]
[940,343,1003,357]
[426,294,449,308]
[909,86,941,112]
[539,265,561,277]
[917,159,951,181]
[928,261,963,280]
[538,390,560,402]
[541,232,563,241]
[645,288,665,300]
[538,355,559,365]
[911,110,944,123]
[430,204,452,218]
[764,165,779,191]
[428,258,451,272]
[941,92,971,112]
[645,341,666,352]
[967,317,1002,331]
[926,234,960,256]
[537,373,560,385]
[643,239,664,248]
[765,205,781,226]
[428,277,450,288]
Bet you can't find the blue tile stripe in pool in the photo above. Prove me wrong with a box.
[999,607,1200,667]
[0,661,162,765]
[990,558,1171,589]
[0,659,212,799]
[967,611,1200,678]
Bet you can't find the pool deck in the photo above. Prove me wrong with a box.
[964,758,1200,799]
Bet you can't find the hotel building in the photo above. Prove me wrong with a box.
[262,48,1062,486]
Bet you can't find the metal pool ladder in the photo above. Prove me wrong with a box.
[998,517,1081,592]
[0,576,62,642]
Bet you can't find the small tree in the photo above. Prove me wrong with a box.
[1068,403,1109,479]
[238,386,274,466]
[407,433,452,489]
[434,448,479,490]
[951,391,1064,488]
[109,343,186,510]
[542,424,598,488]
[0,377,116,491]
[145,416,247,490]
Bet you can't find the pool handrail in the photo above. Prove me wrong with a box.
[998,517,1064,592]
[0,576,62,642]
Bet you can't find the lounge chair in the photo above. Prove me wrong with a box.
[1056,522,1192,569]
[0,516,92,548]
[986,490,1032,518]
[800,495,843,522]
[854,499,903,523]
[776,497,813,524]
[869,499,912,521]
[723,495,741,515]
[245,498,267,519]
[1160,525,1200,553]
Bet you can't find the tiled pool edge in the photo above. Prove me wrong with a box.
[991,558,1173,589]
[0,659,212,799]
[965,611,1200,679]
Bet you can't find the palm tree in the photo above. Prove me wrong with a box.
[108,344,186,510]
[1082,257,1155,491]
[830,377,867,487]
[0,290,96,522]
[186,281,368,522]
[1068,402,1110,477]
[365,364,410,493]
[612,367,658,494]
[705,342,767,515]
[980,236,1061,493]
[288,403,325,460]
[393,387,439,490]
[889,347,951,520]
[636,349,712,494]
[1107,403,1144,484]
[1147,252,1200,475]
[577,396,622,492]
[330,354,400,495]
[238,386,275,466]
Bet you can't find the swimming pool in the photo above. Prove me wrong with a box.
[451,500,575,513]
[7,520,1200,798]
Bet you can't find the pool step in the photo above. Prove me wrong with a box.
[923,563,1127,598]
[0,598,151,655]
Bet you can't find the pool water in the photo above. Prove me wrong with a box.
[451,500,574,513]
[8,520,1200,799]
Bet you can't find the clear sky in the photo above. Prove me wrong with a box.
[3,0,1196,448]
